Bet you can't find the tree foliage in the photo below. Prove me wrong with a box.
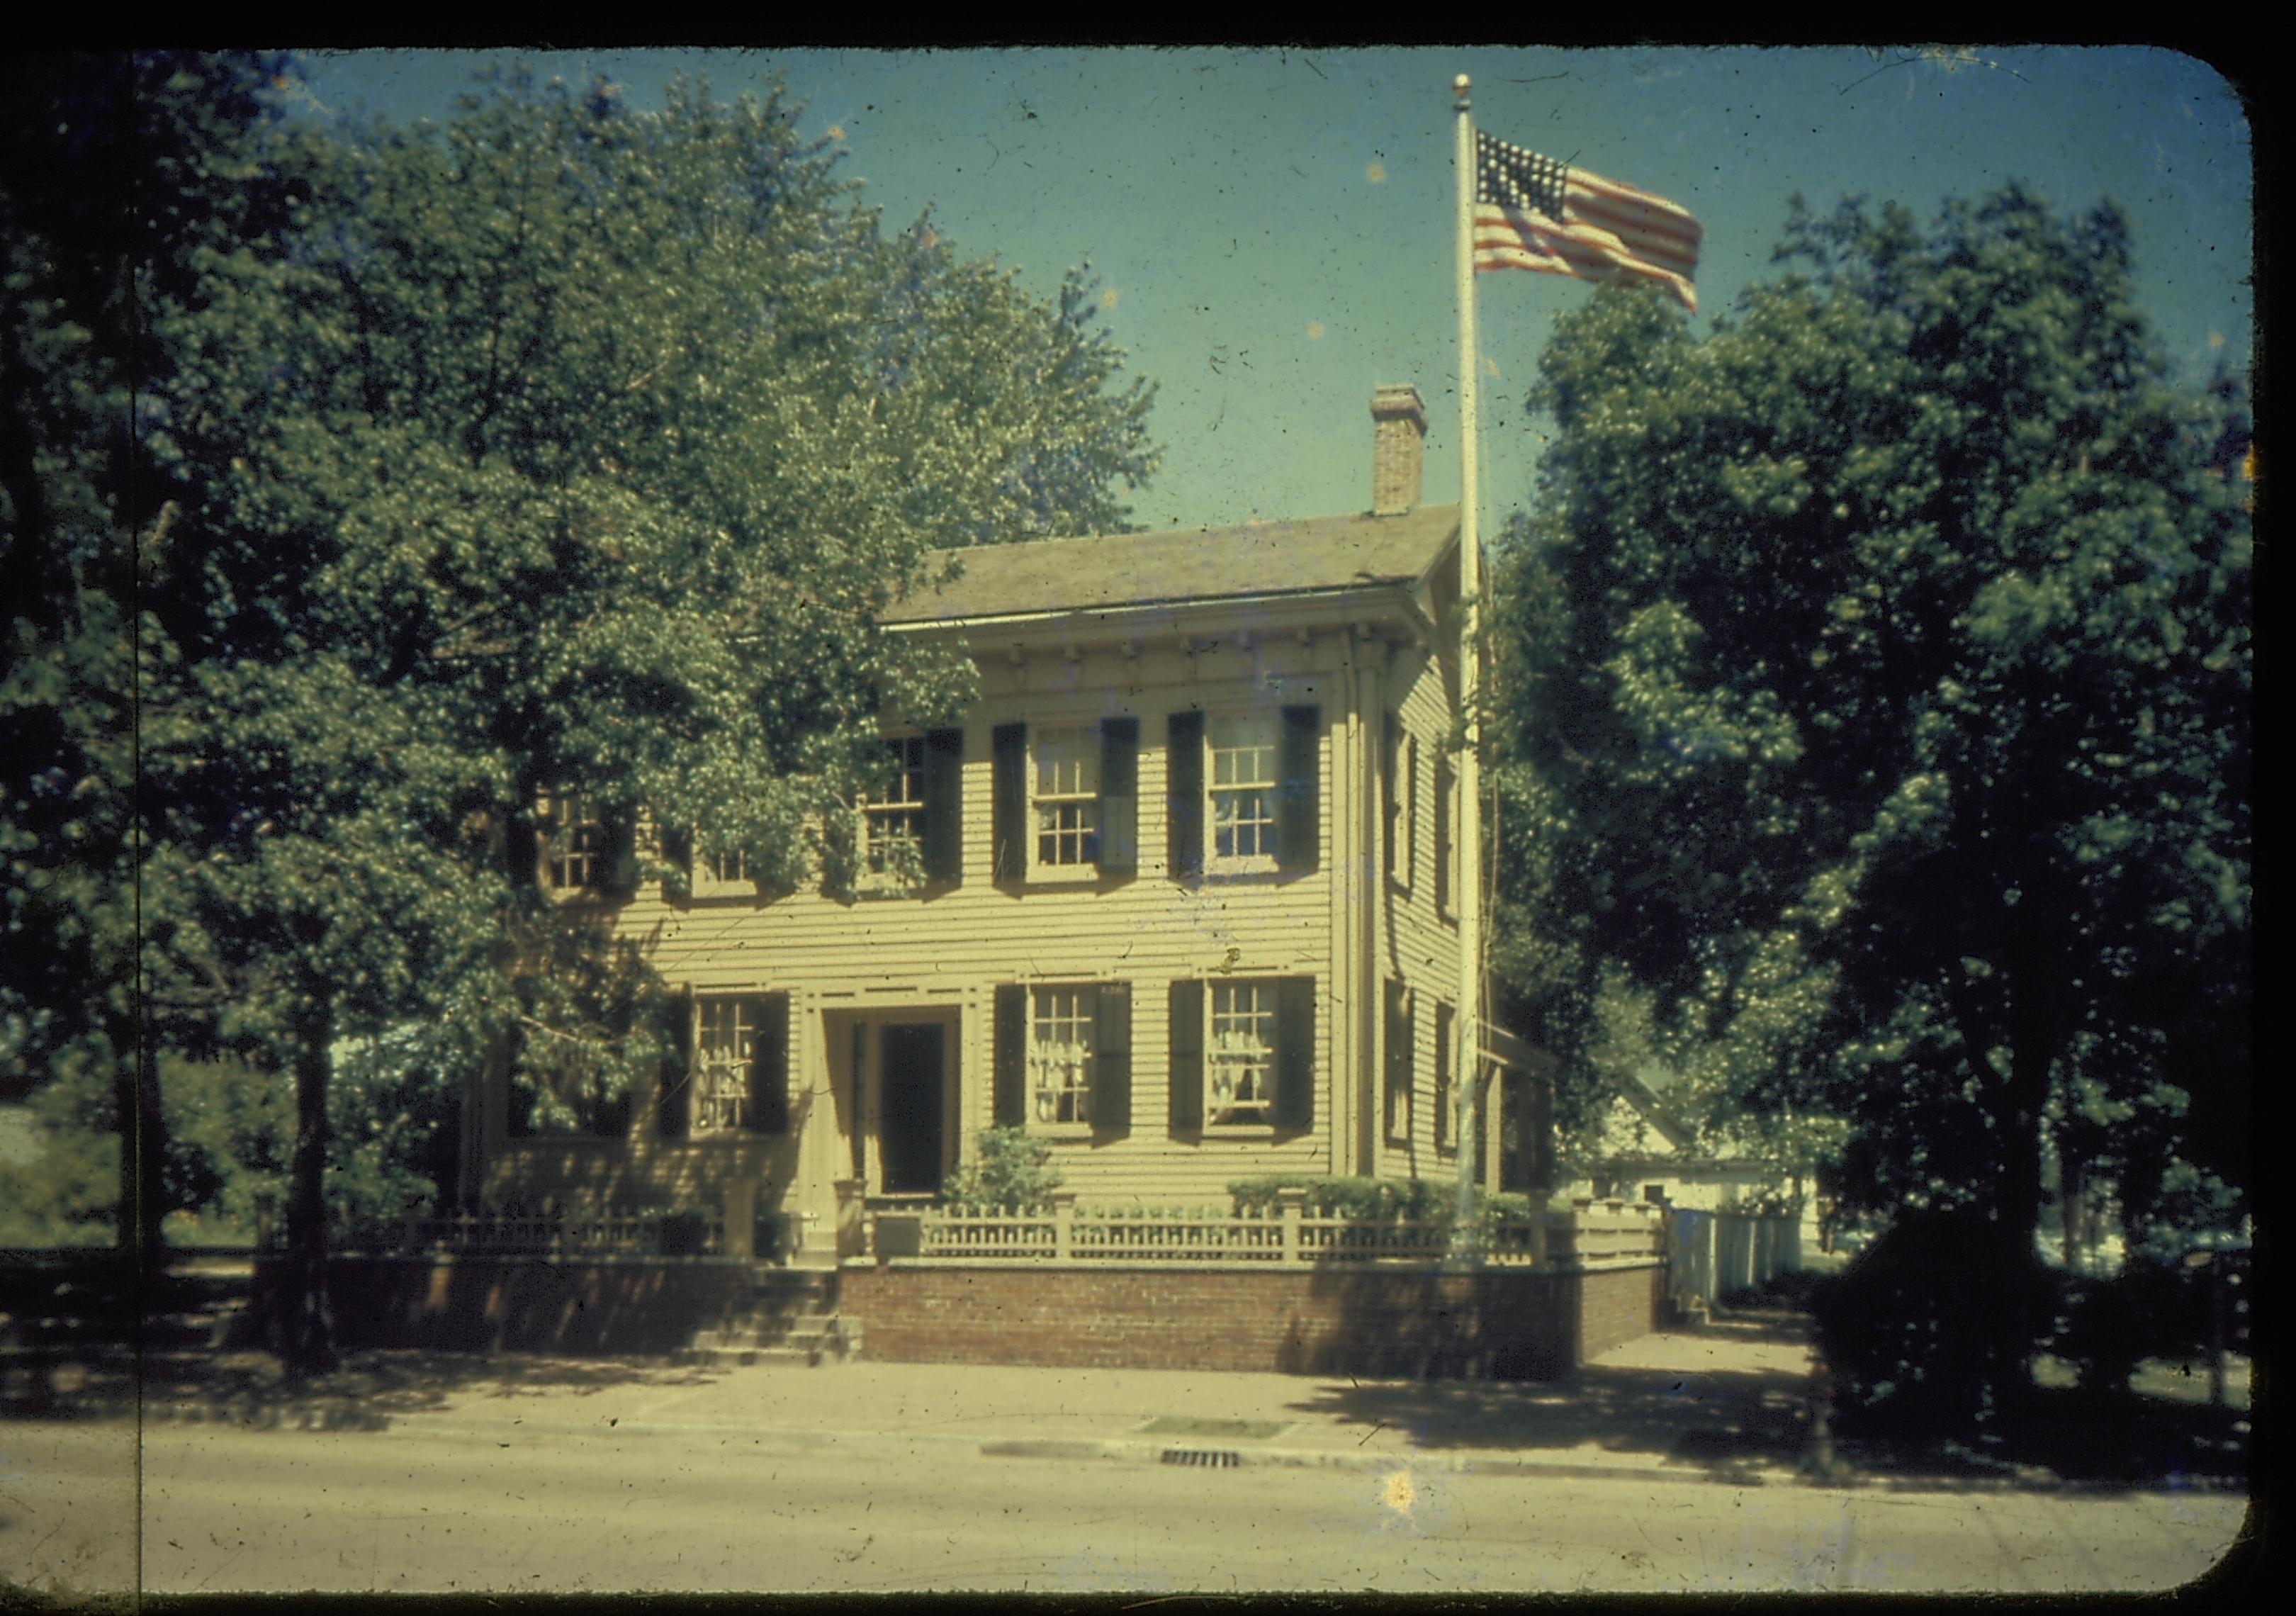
[5,61,1159,1369]
[1494,185,2249,1405]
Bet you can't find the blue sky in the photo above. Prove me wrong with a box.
[292,47,2251,537]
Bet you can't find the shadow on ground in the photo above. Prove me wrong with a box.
[1283,1303,2250,1489]
[2,1345,730,1431]
[1282,1306,1815,1480]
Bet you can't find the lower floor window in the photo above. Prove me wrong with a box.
[696,998,758,1133]
[1209,981,1277,1126]
[1030,986,1096,1123]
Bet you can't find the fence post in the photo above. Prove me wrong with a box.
[1276,1186,1308,1264]
[1050,1190,1078,1262]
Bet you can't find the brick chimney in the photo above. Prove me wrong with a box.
[1371,383,1426,515]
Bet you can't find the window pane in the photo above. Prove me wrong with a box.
[1030,986,1096,1123]
[697,999,754,1133]
[1208,981,1276,1123]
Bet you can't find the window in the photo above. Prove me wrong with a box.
[1434,1001,1456,1154]
[993,719,1137,881]
[1209,714,1280,863]
[994,981,1132,1130]
[1030,986,1097,1123]
[1209,981,1278,1125]
[696,998,761,1133]
[1383,980,1413,1143]
[540,790,604,892]
[1032,726,1101,867]
[863,737,928,873]
[1166,975,1315,1133]
[705,843,749,885]
[1165,706,1319,880]
[657,991,789,1139]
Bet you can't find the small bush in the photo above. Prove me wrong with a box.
[944,1126,1063,1213]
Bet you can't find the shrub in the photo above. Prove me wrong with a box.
[1227,1176,1538,1234]
[944,1126,1063,1213]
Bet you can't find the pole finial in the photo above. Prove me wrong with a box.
[1453,72,1470,108]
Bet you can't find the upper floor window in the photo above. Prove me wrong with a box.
[540,790,604,893]
[1165,706,1319,881]
[705,843,750,885]
[1033,726,1101,867]
[993,718,1137,882]
[863,736,928,875]
[1209,714,1280,863]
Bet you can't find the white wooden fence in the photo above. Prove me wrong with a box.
[901,1195,1665,1270]
[1663,1208,1804,1310]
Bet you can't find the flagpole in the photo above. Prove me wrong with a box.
[1450,72,1485,1262]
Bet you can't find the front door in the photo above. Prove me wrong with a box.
[878,1023,946,1194]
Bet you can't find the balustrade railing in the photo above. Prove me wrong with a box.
[903,1194,1665,1269]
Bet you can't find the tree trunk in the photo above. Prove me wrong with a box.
[111,1014,171,1272]
[280,990,339,1379]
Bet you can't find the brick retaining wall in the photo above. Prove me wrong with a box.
[256,1256,1666,1374]
[254,1257,754,1356]
[840,1261,1666,1381]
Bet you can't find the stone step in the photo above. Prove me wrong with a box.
[690,1317,838,1351]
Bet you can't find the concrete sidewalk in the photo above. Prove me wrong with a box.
[147,1307,1830,1489]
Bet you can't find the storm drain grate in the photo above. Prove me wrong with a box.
[1161,1448,1243,1468]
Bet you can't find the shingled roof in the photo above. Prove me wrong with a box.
[881,503,1461,627]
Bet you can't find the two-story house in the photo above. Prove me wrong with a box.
[467,386,1536,1263]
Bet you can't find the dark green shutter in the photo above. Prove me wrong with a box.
[1168,979,1204,1132]
[749,992,790,1133]
[992,723,1027,883]
[1380,712,1401,881]
[1093,982,1132,1130]
[994,983,1027,1126]
[923,727,964,884]
[1098,717,1139,875]
[1435,756,1455,915]
[656,987,693,1140]
[1274,976,1315,1131]
[1384,980,1411,1140]
[1277,705,1321,872]
[659,821,694,883]
[1166,710,1203,880]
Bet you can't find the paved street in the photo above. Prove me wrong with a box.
[0,1415,2251,1595]
[2,1308,2252,1599]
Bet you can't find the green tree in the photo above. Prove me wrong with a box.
[2,52,305,1263]
[1494,185,2249,1415]
[149,67,1155,1371]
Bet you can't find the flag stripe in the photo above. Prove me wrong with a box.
[1473,210,1698,300]
[1492,206,1699,280]
[1470,131,1701,313]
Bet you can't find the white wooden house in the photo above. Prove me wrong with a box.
[463,386,1536,1264]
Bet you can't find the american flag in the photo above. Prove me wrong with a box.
[1473,134,1701,313]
